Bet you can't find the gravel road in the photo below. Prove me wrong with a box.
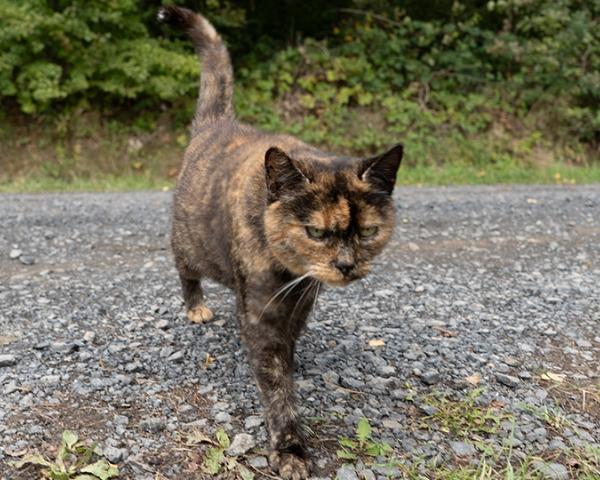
[1,185,599,479]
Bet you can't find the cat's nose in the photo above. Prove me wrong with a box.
[334,260,355,276]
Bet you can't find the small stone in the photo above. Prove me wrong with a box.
[215,412,231,423]
[359,469,376,480]
[104,446,127,463]
[156,319,170,330]
[391,389,406,400]
[9,249,22,259]
[548,438,567,451]
[169,351,184,362]
[227,433,256,456]
[420,370,440,385]
[297,379,315,391]
[322,370,340,386]
[0,354,18,367]
[19,255,35,265]
[382,418,402,430]
[495,373,520,388]
[52,342,77,354]
[449,441,476,457]
[502,356,521,367]
[532,461,569,480]
[336,464,359,480]
[4,381,18,394]
[140,417,166,433]
[245,416,263,429]
[40,375,60,386]
[83,331,96,343]
[248,455,268,469]
[125,362,142,373]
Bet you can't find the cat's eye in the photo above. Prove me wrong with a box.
[359,226,378,238]
[306,226,326,239]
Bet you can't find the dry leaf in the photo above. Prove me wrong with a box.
[204,353,215,368]
[368,339,385,347]
[465,373,481,386]
[526,198,538,204]
[540,372,565,383]
[186,431,216,446]
[433,326,457,337]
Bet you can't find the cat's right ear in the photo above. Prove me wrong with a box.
[265,147,309,201]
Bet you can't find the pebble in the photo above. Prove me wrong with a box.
[449,441,476,457]
[83,331,96,343]
[156,319,170,330]
[19,255,35,265]
[532,461,569,480]
[420,370,440,385]
[140,417,166,433]
[0,355,18,367]
[227,433,256,456]
[322,370,339,386]
[9,249,22,259]
[215,412,231,423]
[104,446,128,463]
[244,416,263,429]
[495,373,520,388]
[336,464,359,480]
[248,455,268,468]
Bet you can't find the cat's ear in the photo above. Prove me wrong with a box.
[359,143,403,194]
[265,147,309,201]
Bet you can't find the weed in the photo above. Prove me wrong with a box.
[337,417,394,462]
[422,389,512,437]
[186,429,255,479]
[9,430,119,480]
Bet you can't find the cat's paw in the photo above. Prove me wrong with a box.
[186,305,214,323]
[269,450,311,480]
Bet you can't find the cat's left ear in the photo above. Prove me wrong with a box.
[359,144,403,194]
[265,147,309,201]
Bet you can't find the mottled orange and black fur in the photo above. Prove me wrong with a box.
[159,6,402,478]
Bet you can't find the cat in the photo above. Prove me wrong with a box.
[158,6,402,478]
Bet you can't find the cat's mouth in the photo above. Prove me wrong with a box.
[313,272,363,288]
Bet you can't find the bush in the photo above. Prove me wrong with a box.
[0,0,598,154]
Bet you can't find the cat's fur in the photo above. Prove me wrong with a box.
[159,6,402,478]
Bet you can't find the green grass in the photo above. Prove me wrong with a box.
[2,161,599,194]
[0,174,173,194]
[334,390,600,480]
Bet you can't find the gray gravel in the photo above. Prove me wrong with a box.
[1,185,599,479]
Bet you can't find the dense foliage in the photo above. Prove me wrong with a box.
[1,0,599,162]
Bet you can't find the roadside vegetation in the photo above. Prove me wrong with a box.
[1,0,598,192]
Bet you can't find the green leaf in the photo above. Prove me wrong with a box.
[62,431,79,450]
[215,428,230,449]
[80,460,119,480]
[203,447,225,475]
[9,453,52,469]
[336,449,358,460]
[338,438,358,449]
[239,466,255,480]
[49,470,70,480]
[356,417,372,442]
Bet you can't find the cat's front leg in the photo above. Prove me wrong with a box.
[240,291,312,479]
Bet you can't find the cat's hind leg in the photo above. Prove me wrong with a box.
[179,272,214,324]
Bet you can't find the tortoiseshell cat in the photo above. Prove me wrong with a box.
[159,6,402,478]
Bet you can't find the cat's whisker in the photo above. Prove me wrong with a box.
[290,278,316,320]
[259,272,311,320]
[311,280,321,312]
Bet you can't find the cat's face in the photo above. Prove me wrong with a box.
[264,145,402,287]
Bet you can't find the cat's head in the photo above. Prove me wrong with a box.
[263,144,402,286]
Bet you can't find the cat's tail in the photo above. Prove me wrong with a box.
[157,5,234,133]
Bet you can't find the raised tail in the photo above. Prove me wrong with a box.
[158,5,234,133]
